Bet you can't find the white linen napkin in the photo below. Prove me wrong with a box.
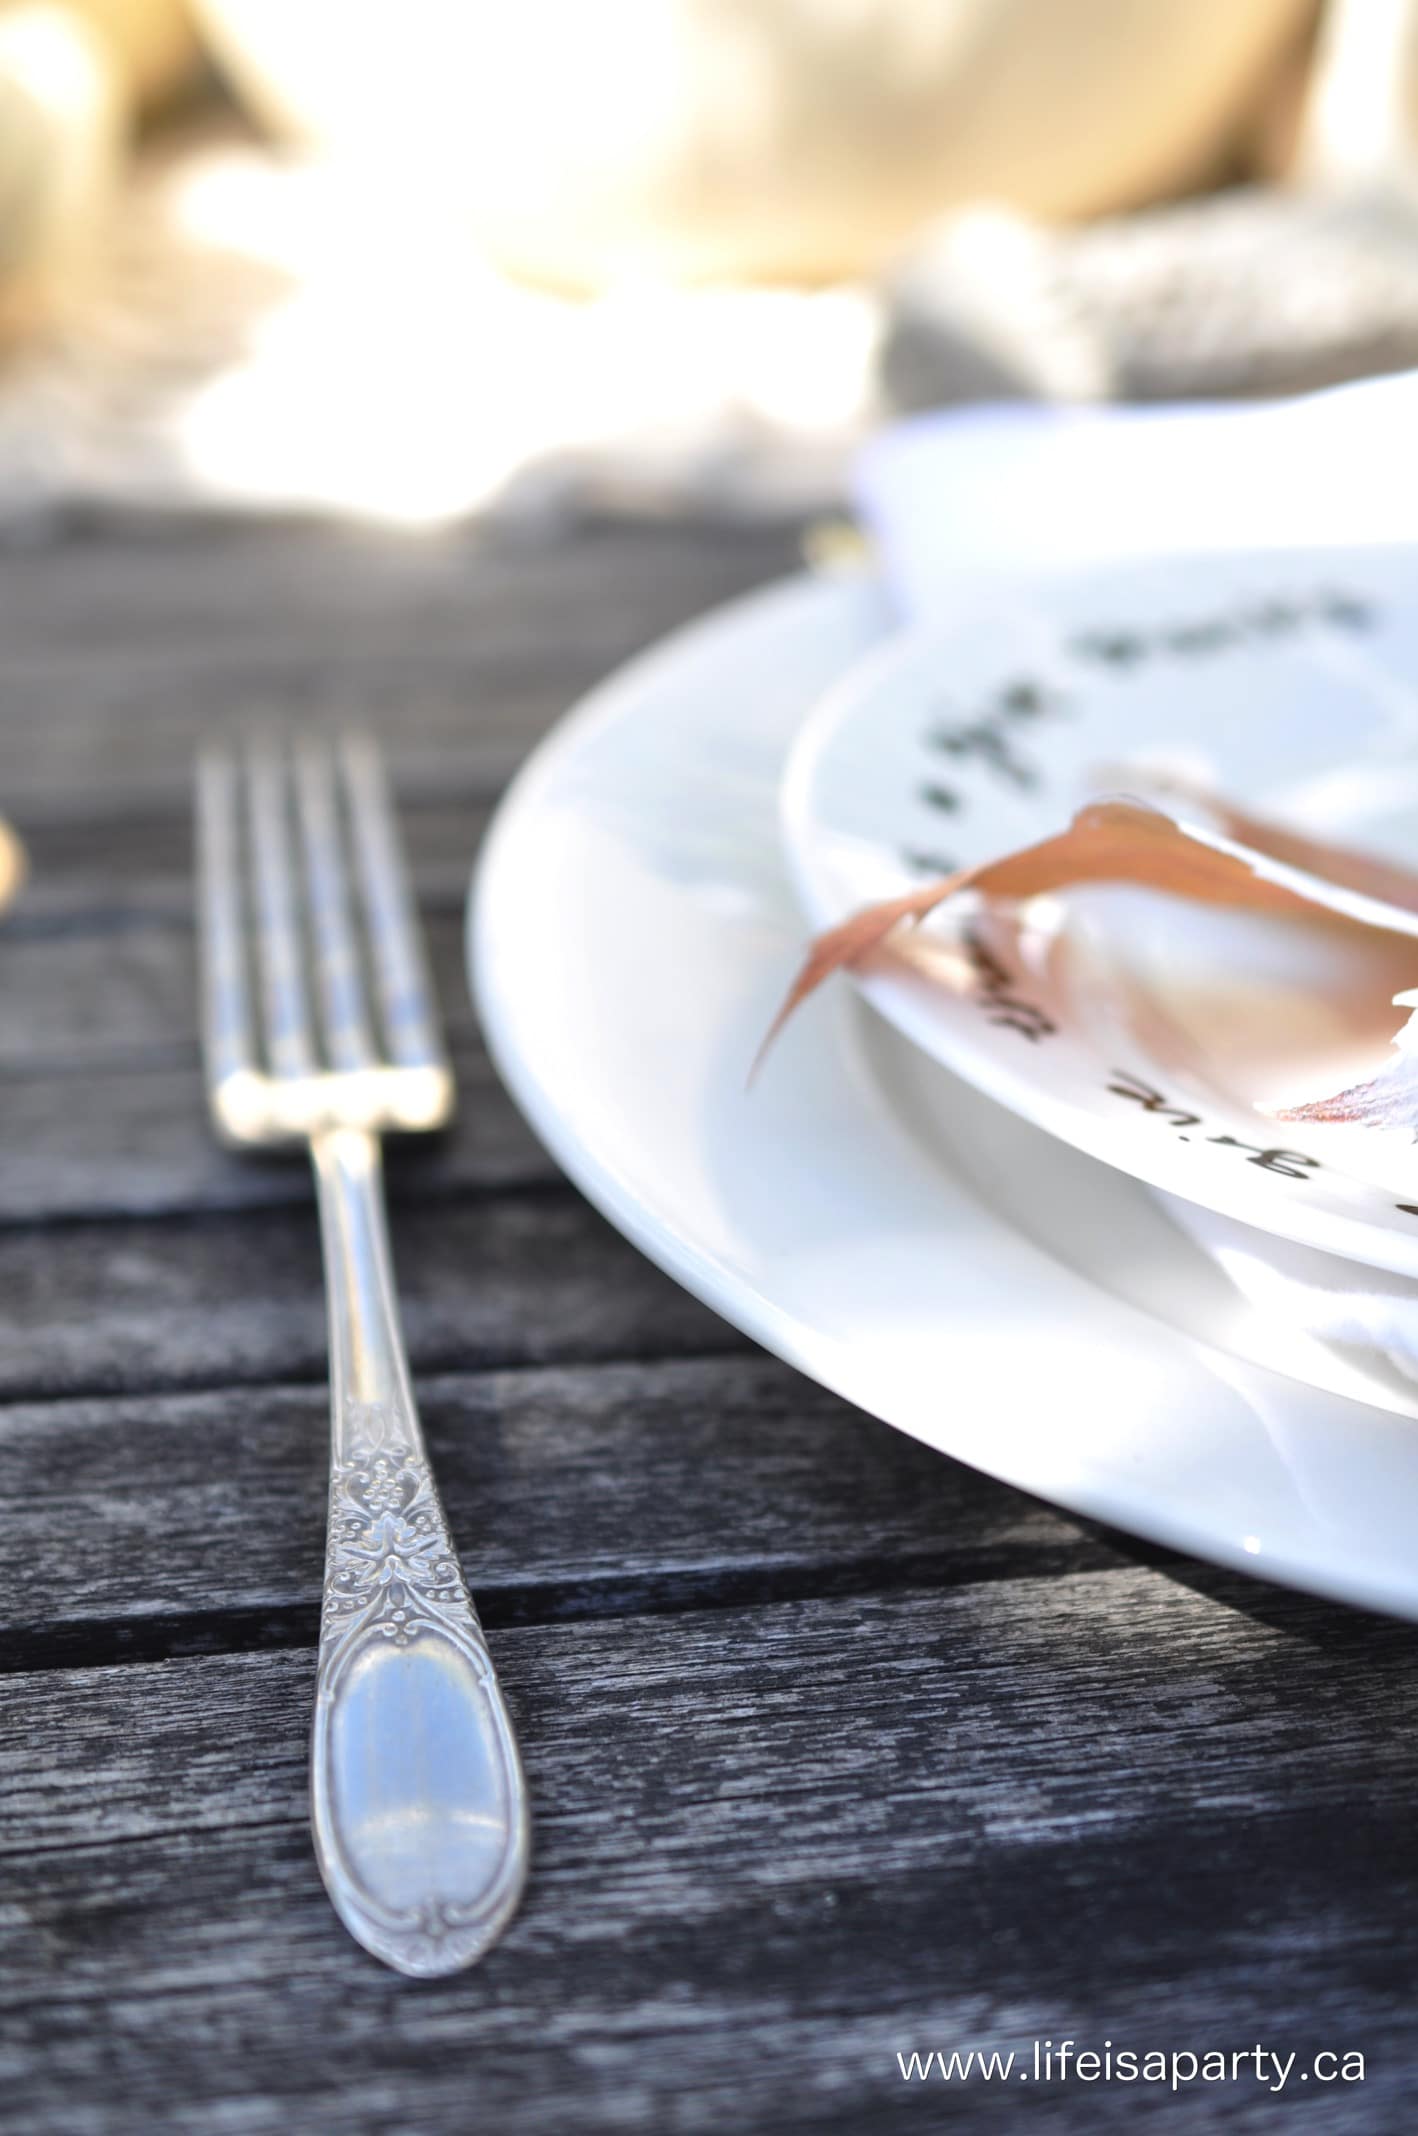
[854,370,1418,621]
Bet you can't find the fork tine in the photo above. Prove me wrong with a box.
[295,740,377,1075]
[340,735,447,1074]
[196,748,257,1096]
[246,736,320,1081]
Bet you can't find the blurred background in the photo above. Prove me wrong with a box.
[4,0,1418,529]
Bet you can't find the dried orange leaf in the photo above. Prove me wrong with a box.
[1111,770,1418,915]
[757,796,1417,1078]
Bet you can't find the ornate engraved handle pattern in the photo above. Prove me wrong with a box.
[309,1129,529,1976]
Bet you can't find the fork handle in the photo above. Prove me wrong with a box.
[308,1126,529,1976]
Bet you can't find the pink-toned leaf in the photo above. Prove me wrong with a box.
[757,796,1418,1079]
[1108,769,1418,914]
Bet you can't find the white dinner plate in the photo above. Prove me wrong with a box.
[471,567,1418,1620]
[782,546,1418,1280]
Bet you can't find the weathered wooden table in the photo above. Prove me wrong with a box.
[3,516,1417,2134]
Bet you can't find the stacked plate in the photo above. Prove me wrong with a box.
[471,534,1418,1622]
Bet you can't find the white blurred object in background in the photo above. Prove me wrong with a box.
[193,0,1313,287]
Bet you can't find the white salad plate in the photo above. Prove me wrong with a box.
[782,546,1418,1281]
[471,566,1418,1620]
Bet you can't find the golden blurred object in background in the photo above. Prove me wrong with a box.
[0,0,195,345]
[0,6,121,343]
[68,0,196,110]
[0,813,25,914]
[193,0,1315,288]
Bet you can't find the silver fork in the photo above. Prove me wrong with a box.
[197,733,529,1977]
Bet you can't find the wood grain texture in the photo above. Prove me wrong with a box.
[5,1579,1417,2135]
[0,514,1404,2135]
[0,1190,744,1401]
[0,909,472,1072]
[0,1353,1110,1668]
[0,1044,557,1223]
[0,519,804,812]
[16,795,492,923]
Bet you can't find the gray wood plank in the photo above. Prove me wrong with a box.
[0,909,475,1074]
[0,1191,741,1401]
[0,520,804,812]
[0,1354,1102,1666]
[1,1576,1410,2135]
[13,795,492,924]
[0,1051,556,1222]
[0,517,802,666]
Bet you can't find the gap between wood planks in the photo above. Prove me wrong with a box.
[0,1338,1194,1679]
[0,1546,1178,1680]
[0,1165,570,1236]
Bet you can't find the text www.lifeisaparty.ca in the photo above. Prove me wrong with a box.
[897,2042,1366,2094]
